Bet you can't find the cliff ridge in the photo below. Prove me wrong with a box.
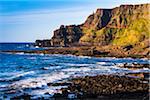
[35,3,150,53]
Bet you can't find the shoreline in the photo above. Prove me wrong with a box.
[1,51,149,61]
[11,74,149,100]
[0,46,149,59]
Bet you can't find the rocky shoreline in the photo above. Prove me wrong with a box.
[1,45,149,58]
[52,75,149,100]
[11,74,149,100]
[8,62,150,100]
[4,55,148,100]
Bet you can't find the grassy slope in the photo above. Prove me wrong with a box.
[113,18,150,46]
[80,18,150,47]
[79,4,150,48]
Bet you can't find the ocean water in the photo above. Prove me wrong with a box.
[0,43,149,99]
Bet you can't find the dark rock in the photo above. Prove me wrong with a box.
[10,94,31,100]
[47,82,72,86]
[123,45,133,51]
[118,63,150,69]
[67,93,77,99]
[50,25,83,47]
[83,9,112,30]
[44,92,50,95]
[55,75,149,99]
[35,39,51,47]
[126,72,149,79]
[35,25,83,47]
[41,67,49,70]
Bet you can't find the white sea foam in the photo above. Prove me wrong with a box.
[62,67,91,72]
[95,65,111,70]
[9,71,35,80]
[100,57,117,60]
[66,63,94,67]
[30,86,67,99]
[11,52,45,56]
[0,71,22,76]
[27,57,36,60]
[142,68,149,70]
[96,62,107,65]
[130,68,150,73]
[9,72,70,89]
[45,66,62,70]
[15,52,25,55]
[35,46,39,48]
[0,71,35,82]
[116,63,125,66]
[78,55,92,59]
[62,63,127,75]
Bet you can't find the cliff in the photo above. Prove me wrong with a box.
[50,25,82,47]
[35,25,82,47]
[35,4,150,49]
[80,4,150,46]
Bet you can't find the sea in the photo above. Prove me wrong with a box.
[0,43,149,99]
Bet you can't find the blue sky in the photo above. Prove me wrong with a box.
[0,0,149,42]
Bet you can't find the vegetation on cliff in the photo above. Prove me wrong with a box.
[80,4,150,47]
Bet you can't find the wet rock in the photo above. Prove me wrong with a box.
[53,93,64,98]
[47,82,72,87]
[41,67,49,70]
[10,94,31,100]
[44,92,50,95]
[35,39,51,47]
[68,93,77,99]
[118,63,149,69]
[126,72,149,79]
[55,75,149,99]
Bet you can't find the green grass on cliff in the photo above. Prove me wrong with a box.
[80,27,96,42]
[80,27,118,43]
[80,19,150,46]
[80,18,150,47]
[113,18,150,46]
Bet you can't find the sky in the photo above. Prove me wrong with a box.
[0,0,149,42]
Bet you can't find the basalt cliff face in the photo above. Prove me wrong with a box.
[35,25,82,47]
[35,4,150,49]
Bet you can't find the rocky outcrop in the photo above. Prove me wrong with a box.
[50,25,82,47]
[83,9,112,30]
[35,40,51,47]
[35,4,150,48]
[35,25,82,47]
